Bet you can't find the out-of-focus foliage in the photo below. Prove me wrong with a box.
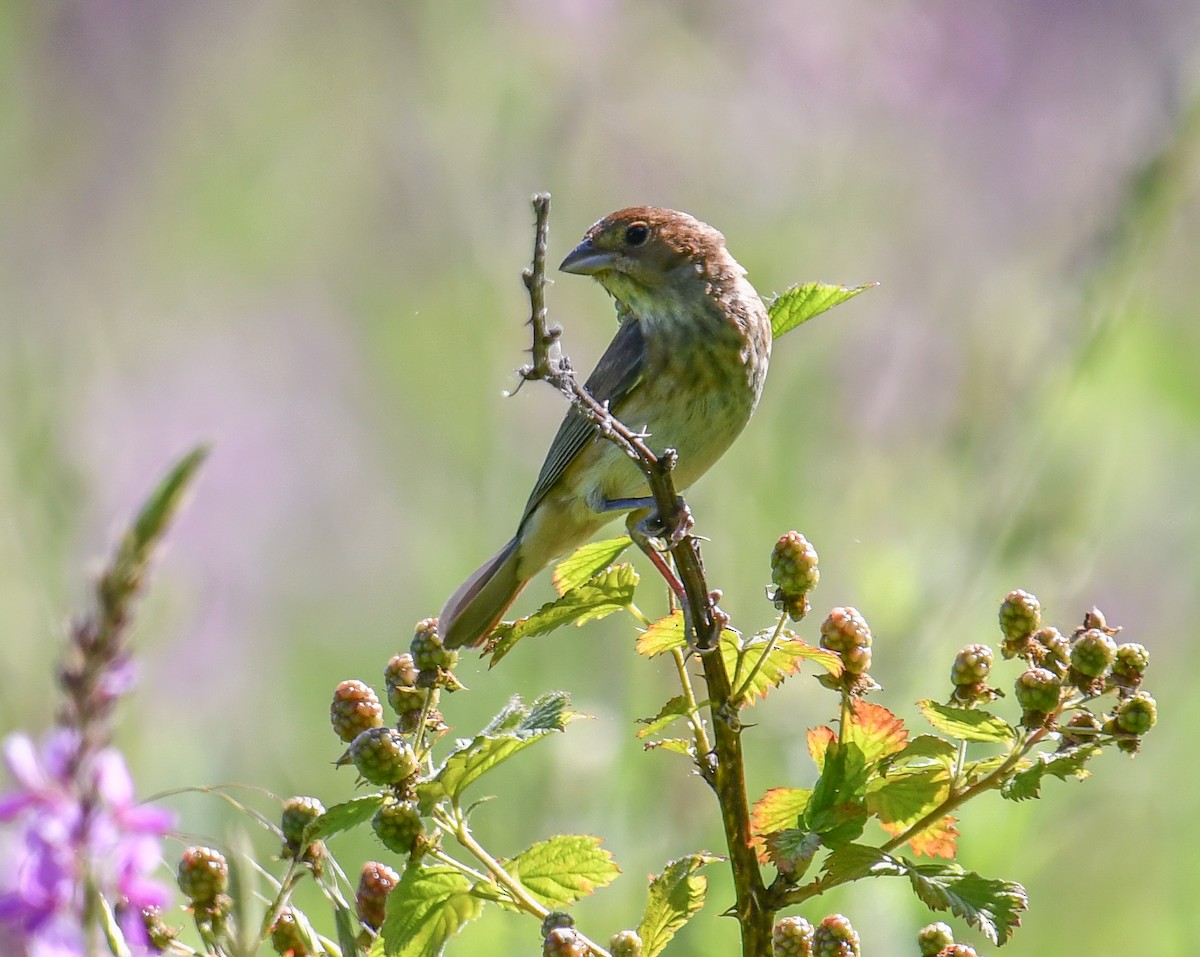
[1,2,1197,954]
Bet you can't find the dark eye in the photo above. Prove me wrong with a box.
[624,222,650,247]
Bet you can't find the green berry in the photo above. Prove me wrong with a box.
[543,926,588,957]
[269,908,309,956]
[773,915,815,956]
[349,727,418,786]
[819,608,872,674]
[1115,692,1157,735]
[356,861,400,931]
[951,645,993,686]
[280,796,325,856]
[541,912,575,937]
[177,846,228,906]
[1033,627,1070,675]
[385,653,425,716]
[331,679,384,743]
[1070,628,1118,678]
[372,800,425,855]
[812,913,860,957]
[917,922,954,956]
[609,930,643,957]
[1014,667,1061,714]
[1113,643,1150,681]
[411,618,458,672]
[999,589,1040,642]
[771,531,820,620]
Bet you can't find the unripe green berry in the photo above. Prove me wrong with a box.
[819,608,872,675]
[356,861,400,931]
[385,653,425,716]
[773,915,815,956]
[1113,643,1150,681]
[280,796,326,866]
[999,589,1040,642]
[269,908,309,956]
[1062,709,1103,744]
[331,679,383,743]
[349,727,418,786]
[1014,667,1061,714]
[812,913,860,957]
[177,846,228,906]
[1115,692,1157,735]
[543,926,588,957]
[411,618,459,672]
[1070,628,1117,678]
[372,800,425,855]
[541,912,575,936]
[917,922,954,956]
[771,531,820,621]
[951,645,993,687]
[1033,627,1070,675]
[609,930,643,957]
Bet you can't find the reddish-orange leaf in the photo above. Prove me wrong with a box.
[881,815,959,859]
[749,788,812,861]
[807,726,836,771]
[844,700,908,764]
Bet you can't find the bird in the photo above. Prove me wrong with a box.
[439,206,772,649]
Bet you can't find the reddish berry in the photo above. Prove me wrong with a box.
[773,914,815,956]
[1014,667,1061,714]
[269,908,309,956]
[771,531,820,621]
[918,922,954,956]
[411,617,458,672]
[356,861,400,931]
[1070,629,1117,678]
[348,727,418,786]
[819,608,872,674]
[609,930,643,957]
[999,590,1040,642]
[177,846,228,906]
[543,926,588,957]
[331,679,384,743]
[372,800,425,855]
[1114,692,1157,735]
[813,913,860,957]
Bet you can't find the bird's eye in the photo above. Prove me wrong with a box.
[624,222,650,247]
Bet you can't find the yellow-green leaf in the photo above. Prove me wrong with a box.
[768,281,876,339]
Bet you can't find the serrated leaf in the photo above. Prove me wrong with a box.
[306,794,388,843]
[376,866,482,957]
[844,700,909,764]
[887,734,959,767]
[508,836,621,907]
[489,565,638,663]
[881,815,959,859]
[636,696,692,740]
[1042,743,1101,781]
[644,738,692,756]
[750,788,813,848]
[806,741,870,834]
[637,853,720,957]
[734,634,839,703]
[918,700,1016,744]
[820,844,905,883]
[807,725,836,771]
[768,281,876,339]
[1001,762,1046,802]
[763,828,820,880]
[905,862,1027,944]
[867,765,951,829]
[552,537,632,594]
[636,612,687,657]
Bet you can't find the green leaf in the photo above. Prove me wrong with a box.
[637,853,720,957]
[750,788,813,843]
[905,862,1027,944]
[376,866,483,957]
[508,836,621,907]
[644,738,692,756]
[917,700,1016,744]
[1042,743,1102,781]
[867,766,951,828]
[805,741,870,833]
[306,794,388,843]
[886,735,959,767]
[636,612,686,657]
[733,633,839,702]
[821,844,905,884]
[762,828,820,880]
[1001,762,1045,802]
[425,692,581,802]
[636,696,692,739]
[768,281,876,339]
[490,565,638,663]
[552,537,632,594]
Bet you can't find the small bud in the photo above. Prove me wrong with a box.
[773,915,815,956]
[356,861,400,931]
[1112,643,1150,683]
[411,617,458,672]
[819,608,872,675]
[269,908,310,957]
[1070,629,1118,679]
[917,922,954,956]
[1082,607,1116,633]
[177,846,228,908]
[1060,709,1102,745]
[812,913,860,957]
[1114,692,1157,736]
[346,727,419,786]
[372,800,425,855]
[543,926,588,957]
[331,679,384,743]
[1014,667,1061,715]
[770,531,820,621]
[998,590,1040,643]
[609,929,644,957]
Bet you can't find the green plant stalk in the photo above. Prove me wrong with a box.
[731,611,789,705]
[670,645,714,762]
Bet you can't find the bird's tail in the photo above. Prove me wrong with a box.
[439,536,528,649]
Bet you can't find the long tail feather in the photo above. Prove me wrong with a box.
[439,537,527,648]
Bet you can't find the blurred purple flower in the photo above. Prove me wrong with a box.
[0,731,174,955]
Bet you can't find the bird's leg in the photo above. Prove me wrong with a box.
[605,495,695,547]
[624,512,686,601]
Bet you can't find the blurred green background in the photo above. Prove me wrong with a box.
[2,1,1198,954]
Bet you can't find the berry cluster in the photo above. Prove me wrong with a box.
[770,531,821,621]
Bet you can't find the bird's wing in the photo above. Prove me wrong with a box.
[519,313,646,523]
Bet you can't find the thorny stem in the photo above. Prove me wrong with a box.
[517,193,769,957]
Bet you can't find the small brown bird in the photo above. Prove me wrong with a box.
[440,207,771,648]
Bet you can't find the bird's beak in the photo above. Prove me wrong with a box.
[559,238,615,276]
